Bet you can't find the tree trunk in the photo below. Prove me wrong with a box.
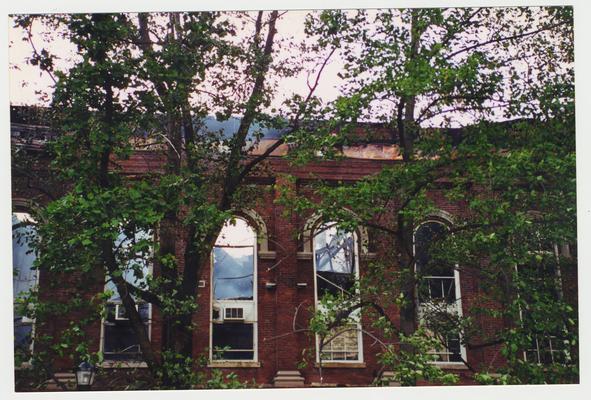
[397,10,420,372]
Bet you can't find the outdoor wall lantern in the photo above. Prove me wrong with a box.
[75,361,96,390]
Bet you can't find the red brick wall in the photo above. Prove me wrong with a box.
[12,147,526,387]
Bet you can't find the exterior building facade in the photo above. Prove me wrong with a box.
[10,106,576,389]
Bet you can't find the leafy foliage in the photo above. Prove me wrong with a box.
[11,6,577,389]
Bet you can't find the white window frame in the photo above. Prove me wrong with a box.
[413,219,467,365]
[312,222,364,364]
[209,217,258,364]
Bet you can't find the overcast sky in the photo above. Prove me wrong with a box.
[7,11,346,108]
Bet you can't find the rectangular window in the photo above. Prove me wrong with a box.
[525,336,566,364]
[103,303,150,360]
[212,323,255,360]
[517,251,568,365]
[319,324,360,361]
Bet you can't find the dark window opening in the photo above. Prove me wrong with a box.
[415,221,456,303]
[103,303,150,360]
[212,323,254,360]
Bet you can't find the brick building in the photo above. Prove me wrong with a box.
[10,105,576,389]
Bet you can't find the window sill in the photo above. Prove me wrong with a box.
[208,361,261,368]
[296,251,312,260]
[259,251,276,260]
[100,360,148,369]
[430,362,469,370]
[314,362,366,369]
[360,252,377,260]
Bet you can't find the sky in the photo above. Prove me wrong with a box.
[7,11,346,109]
[6,5,573,129]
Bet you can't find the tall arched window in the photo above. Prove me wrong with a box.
[12,212,38,354]
[313,222,362,362]
[101,228,152,362]
[414,220,465,363]
[210,217,257,362]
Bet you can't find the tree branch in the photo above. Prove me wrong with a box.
[444,21,568,61]
[236,46,338,183]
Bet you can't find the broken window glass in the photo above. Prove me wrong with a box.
[313,222,362,362]
[314,223,356,298]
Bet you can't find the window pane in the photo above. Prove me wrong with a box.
[213,218,255,301]
[211,218,257,362]
[314,224,355,297]
[12,213,37,300]
[420,277,456,303]
[215,218,256,247]
[447,335,462,362]
[103,304,149,360]
[13,213,37,354]
[415,222,453,277]
[14,319,33,352]
[212,323,254,360]
[415,220,465,362]
[321,326,359,361]
[213,247,254,300]
[104,324,141,356]
[106,229,151,301]
[518,256,568,365]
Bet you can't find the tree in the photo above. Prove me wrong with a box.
[10,6,576,390]
[11,11,336,389]
[279,6,576,385]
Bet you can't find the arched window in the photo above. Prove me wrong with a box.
[414,220,465,363]
[210,217,257,362]
[12,212,38,354]
[313,222,362,362]
[101,228,152,362]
